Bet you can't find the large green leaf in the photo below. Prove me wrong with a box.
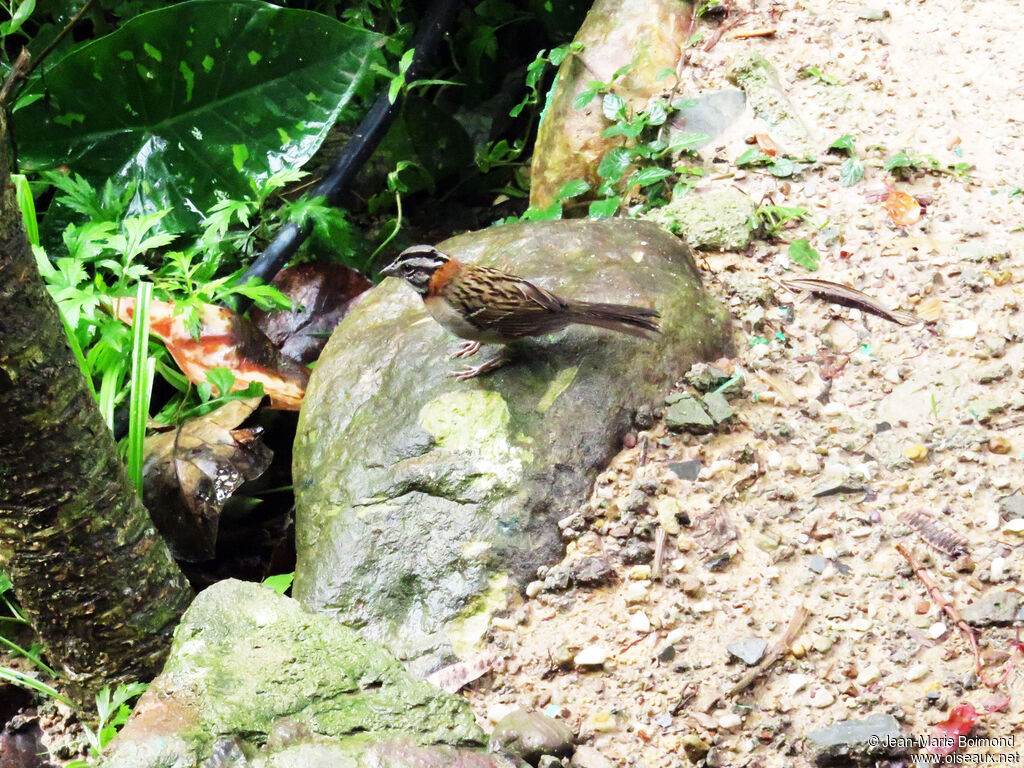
[15,0,384,232]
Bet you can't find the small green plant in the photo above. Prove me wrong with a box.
[884,149,972,181]
[65,682,149,767]
[735,148,800,177]
[510,42,583,118]
[788,238,820,271]
[756,205,808,238]
[798,65,839,85]
[828,134,865,186]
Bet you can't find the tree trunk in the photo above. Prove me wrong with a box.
[0,112,193,703]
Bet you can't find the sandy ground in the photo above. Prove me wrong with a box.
[466,1,1024,765]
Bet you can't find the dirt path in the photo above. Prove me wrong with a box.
[468,1,1024,765]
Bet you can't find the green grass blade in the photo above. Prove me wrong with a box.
[126,282,154,498]
[0,666,74,706]
[12,174,39,246]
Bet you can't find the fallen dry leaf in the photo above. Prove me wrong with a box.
[116,298,309,409]
[251,262,371,365]
[142,398,271,562]
[780,278,920,325]
[884,189,921,225]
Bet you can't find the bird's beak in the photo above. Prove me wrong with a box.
[379,261,399,279]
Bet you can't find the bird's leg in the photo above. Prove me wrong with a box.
[451,340,481,359]
[449,348,511,380]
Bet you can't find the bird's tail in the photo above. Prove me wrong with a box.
[566,301,661,339]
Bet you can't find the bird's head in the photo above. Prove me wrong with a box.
[380,245,451,296]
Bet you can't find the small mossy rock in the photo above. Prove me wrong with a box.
[642,188,757,251]
[726,51,814,158]
[489,709,575,763]
[293,219,731,673]
[99,580,484,768]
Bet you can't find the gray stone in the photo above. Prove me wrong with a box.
[665,396,715,433]
[961,591,1024,626]
[100,580,488,768]
[808,555,828,574]
[488,710,574,763]
[684,363,732,392]
[666,90,747,157]
[620,539,653,564]
[701,392,733,424]
[669,460,702,481]
[643,188,758,251]
[999,492,1024,520]
[570,556,614,587]
[726,637,768,665]
[804,714,909,765]
[293,220,730,673]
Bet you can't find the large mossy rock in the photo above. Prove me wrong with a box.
[293,220,731,673]
[100,580,495,768]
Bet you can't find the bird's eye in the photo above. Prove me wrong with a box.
[401,265,413,276]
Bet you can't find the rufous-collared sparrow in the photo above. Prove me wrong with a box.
[380,245,660,379]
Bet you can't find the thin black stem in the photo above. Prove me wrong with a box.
[239,0,466,294]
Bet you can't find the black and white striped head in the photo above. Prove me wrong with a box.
[380,245,451,296]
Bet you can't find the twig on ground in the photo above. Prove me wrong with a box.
[896,543,1021,688]
[651,526,666,581]
[724,605,811,699]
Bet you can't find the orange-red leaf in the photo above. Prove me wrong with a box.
[884,189,921,226]
[929,702,977,756]
[755,133,779,156]
[115,298,308,409]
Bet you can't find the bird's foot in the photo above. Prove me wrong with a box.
[448,350,510,380]
[451,340,481,359]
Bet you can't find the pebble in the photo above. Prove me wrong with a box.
[574,646,608,668]
[850,618,872,632]
[948,319,978,340]
[571,745,614,768]
[927,621,948,640]
[906,664,929,681]
[586,711,617,732]
[526,580,544,598]
[809,688,836,708]
[628,565,652,580]
[669,460,702,481]
[629,611,652,633]
[855,666,881,686]
[903,443,928,462]
[786,673,809,695]
[990,556,1008,582]
[624,582,648,604]
[656,497,682,535]
[717,712,742,730]
[727,637,768,666]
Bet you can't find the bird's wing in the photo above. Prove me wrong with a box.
[452,267,570,339]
